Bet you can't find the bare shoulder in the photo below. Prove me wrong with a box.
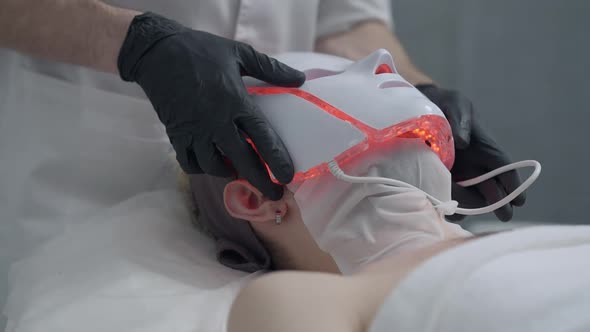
[228,271,362,332]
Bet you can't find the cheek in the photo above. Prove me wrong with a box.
[285,182,302,194]
[284,189,303,223]
[281,189,311,235]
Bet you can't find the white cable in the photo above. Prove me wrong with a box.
[327,159,541,217]
[453,160,541,215]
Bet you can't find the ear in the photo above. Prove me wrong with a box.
[224,180,286,223]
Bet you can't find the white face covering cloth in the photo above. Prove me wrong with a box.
[288,139,471,274]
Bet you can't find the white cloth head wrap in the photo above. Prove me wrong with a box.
[288,139,471,274]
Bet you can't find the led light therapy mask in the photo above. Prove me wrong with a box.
[247,49,454,182]
[245,49,541,218]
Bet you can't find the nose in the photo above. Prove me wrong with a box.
[375,63,394,74]
[346,49,397,75]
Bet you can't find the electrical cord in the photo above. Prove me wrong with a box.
[327,159,541,217]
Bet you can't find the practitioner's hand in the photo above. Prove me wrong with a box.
[118,12,306,200]
[416,84,525,221]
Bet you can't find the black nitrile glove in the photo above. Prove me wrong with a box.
[118,12,306,200]
[416,84,525,221]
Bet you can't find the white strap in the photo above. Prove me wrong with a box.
[327,160,541,217]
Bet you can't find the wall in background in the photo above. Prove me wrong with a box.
[392,0,590,223]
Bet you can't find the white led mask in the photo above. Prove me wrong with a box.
[246,49,455,182]
[244,49,540,217]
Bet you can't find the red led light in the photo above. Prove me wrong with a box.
[375,64,394,74]
[245,137,277,182]
[247,87,376,135]
[247,86,454,183]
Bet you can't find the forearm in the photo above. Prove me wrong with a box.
[315,20,434,85]
[0,0,139,73]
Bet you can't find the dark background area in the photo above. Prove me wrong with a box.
[393,0,590,224]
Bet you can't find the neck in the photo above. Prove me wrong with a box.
[351,236,474,332]
[323,189,471,274]
[358,236,472,276]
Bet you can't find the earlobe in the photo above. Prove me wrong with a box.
[224,180,286,223]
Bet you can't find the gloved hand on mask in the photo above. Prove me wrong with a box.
[118,12,306,200]
[416,84,525,222]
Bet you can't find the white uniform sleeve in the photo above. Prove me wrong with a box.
[317,0,393,38]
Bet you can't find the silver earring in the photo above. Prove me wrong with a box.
[275,210,282,225]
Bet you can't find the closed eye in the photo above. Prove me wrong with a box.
[378,80,412,89]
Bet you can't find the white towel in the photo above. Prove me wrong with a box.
[4,190,255,332]
[370,226,590,332]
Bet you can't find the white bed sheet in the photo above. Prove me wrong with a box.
[4,190,254,332]
[370,225,590,332]
[0,55,254,332]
